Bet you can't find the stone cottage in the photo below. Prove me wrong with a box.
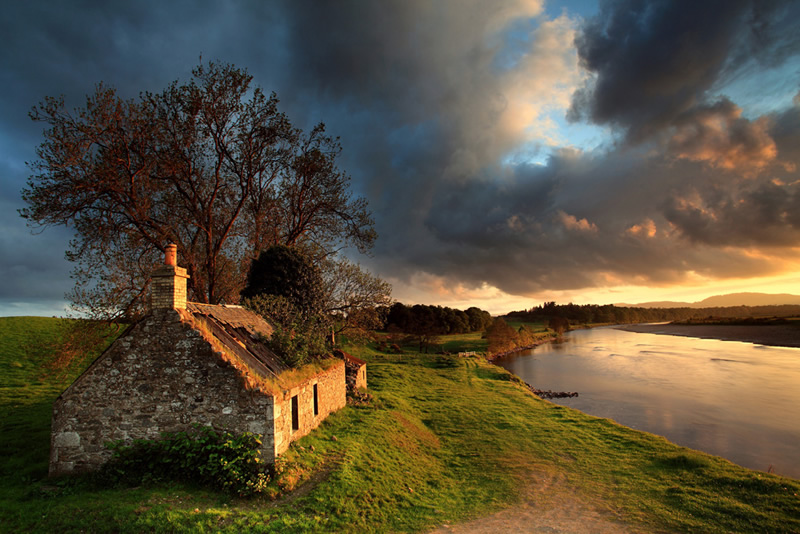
[49,245,350,476]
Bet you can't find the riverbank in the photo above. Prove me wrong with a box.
[486,334,558,360]
[616,323,800,348]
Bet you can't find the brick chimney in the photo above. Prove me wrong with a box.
[151,244,190,310]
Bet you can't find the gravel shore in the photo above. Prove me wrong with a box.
[616,323,800,348]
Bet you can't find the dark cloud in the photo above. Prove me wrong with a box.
[369,144,800,297]
[0,1,286,315]
[658,102,800,247]
[0,197,74,301]
[569,0,800,142]
[271,0,800,299]
[271,0,594,295]
[771,96,800,159]
[662,180,800,248]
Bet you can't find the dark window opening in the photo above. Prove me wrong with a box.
[313,384,319,416]
[291,395,299,431]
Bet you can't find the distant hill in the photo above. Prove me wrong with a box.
[617,292,800,309]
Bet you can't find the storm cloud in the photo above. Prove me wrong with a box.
[568,0,799,140]
[270,0,800,300]
[2,0,800,315]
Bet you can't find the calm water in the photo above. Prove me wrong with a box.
[495,327,800,479]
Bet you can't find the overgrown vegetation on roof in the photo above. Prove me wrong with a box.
[186,312,339,395]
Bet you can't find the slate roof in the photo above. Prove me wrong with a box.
[187,302,288,379]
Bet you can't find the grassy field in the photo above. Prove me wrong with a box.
[502,320,547,331]
[1,316,799,532]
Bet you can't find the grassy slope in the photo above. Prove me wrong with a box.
[1,317,799,533]
[0,317,94,484]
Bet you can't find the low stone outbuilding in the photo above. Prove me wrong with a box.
[49,245,348,477]
[334,349,367,391]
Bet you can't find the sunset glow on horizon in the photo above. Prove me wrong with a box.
[388,271,800,316]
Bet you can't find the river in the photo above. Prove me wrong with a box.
[494,327,800,479]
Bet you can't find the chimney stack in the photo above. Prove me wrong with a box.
[151,244,190,310]
[165,243,177,266]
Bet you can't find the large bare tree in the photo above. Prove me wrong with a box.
[22,62,375,319]
[322,257,393,337]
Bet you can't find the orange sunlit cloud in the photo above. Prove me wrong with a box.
[626,218,657,238]
[558,210,598,232]
[668,100,777,173]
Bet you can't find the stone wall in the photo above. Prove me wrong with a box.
[49,309,276,476]
[338,350,367,391]
[273,361,346,456]
[352,362,367,390]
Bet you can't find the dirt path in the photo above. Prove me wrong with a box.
[429,472,655,534]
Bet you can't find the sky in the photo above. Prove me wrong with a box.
[2,0,800,317]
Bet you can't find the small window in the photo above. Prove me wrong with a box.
[291,395,299,431]
[313,384,319,416]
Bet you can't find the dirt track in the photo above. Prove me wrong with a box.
[616,323,800,348]
[428,471,648,534]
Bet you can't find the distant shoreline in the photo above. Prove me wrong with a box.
[616,323,800,348]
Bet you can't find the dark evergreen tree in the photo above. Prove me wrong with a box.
[241,245,324,319]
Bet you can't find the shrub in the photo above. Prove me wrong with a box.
[484,318,519,354]
[243,294,330,368]
[264,319,328,368]
[101,425,269,496]
[548,316,570,335]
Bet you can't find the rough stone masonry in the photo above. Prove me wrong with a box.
[49,245,348,476]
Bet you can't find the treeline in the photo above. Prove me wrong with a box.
[383,303,493,352]
[506,301,800,325]
[484,319,547,357]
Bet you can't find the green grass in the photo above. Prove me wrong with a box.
[2,317,799,532]
[437,331,486,353]
[503,320,548,331]
[0,317,116,484]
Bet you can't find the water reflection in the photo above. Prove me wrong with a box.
[495,327,800,479]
